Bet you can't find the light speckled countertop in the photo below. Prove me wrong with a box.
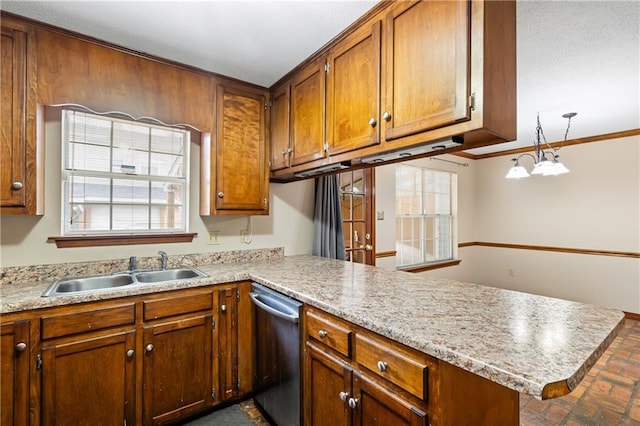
[0,254,624,399]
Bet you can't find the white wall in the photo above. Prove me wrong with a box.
[377,137,640,313]
[0,108,315,268]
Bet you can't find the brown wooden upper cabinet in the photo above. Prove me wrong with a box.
[269,82,291,171]
[383,0,470,141]
[270,0,516,180]
[326,19,382,156]
[290,57,327,167]
[201,81,270,215]
[0,20,42,215]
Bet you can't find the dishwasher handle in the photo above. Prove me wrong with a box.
[249,291,300,324]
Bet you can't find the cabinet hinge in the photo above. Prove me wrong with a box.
[264,102,270,110]
[236,290,240,302]
[36,353,42,371]
[469,93,476,111]
[324,62,330,73]
[237,380,241,390]
[212,318,216,329]
[323,142,329,152]
[212,388,216,399]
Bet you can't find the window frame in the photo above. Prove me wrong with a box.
[395,164,458,269]
[60,109,190,237]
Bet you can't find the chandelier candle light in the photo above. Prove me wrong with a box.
[505,112,577,179]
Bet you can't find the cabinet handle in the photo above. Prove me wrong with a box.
[339,391,349,402]
[221,304,227,312]
[12,182,23,190]
[15,342,27,352]
[368,117,377,127]
[377,361,388,372]
[145,344,154,353]
[217,192,224,199]
[126,349,135,358]
[318,330,328,338]
[348,397,359,409]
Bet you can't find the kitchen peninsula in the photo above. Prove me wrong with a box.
[1,253,624,425]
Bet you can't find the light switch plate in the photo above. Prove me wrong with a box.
[207,231,220,245]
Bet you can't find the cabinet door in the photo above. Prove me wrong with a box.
[326,19,381,155]
[143,314,213,425]
[214,82,269,213]
[304,342,351,426]
[290,58,326,166]
[0,320,30,426]
[352,373,427,426]
[217,287,239,401]
[41,331,136,426]
[1,23,41,214]
[383,1,470,141]
[270,82,291,171]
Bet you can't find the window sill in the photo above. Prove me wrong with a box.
[48,233,197,248]
[398,259,462,273]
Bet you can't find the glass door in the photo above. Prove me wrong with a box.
[339,168,375,265]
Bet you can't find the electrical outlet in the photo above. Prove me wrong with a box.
[507,268,515,277]
[240,229,250,244]
[207,231,220,245]
[377,210,384,220]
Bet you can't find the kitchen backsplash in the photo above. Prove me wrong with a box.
[0,247,284,285]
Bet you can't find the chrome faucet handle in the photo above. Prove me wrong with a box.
[158,251,168,270]
[129,256,137,271]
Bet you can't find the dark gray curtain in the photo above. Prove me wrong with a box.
[312,175,346,260]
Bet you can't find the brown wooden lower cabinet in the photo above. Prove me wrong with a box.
[142,314,213,425]
[40,330,136,426]
[0,320,30,426]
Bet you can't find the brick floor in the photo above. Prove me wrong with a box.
[521,319,640,425]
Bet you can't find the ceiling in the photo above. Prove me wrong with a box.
[1,1,639,155]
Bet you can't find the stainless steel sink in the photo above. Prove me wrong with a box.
[42,266,208,297]
[134,267,205,283]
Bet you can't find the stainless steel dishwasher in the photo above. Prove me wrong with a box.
[250,283,303,426]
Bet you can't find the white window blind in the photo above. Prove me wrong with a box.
[61,110,189,235]
[395,164,457,267]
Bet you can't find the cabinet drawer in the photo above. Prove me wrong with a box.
[355,332,428,400]
[143,291,213,321]
[306,309,352,358]
[41,304,136,340]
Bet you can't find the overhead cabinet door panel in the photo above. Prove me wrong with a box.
[384,1,470,141]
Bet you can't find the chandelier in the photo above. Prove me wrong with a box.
[505,112,577,179]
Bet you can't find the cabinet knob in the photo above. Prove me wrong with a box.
[288,148,293,154]
[15,342,27,352]
[12,182,23,190]
[145,344,154,353]
[368,117,377,127]
[318,330,328,338]
[339,391,349,402]
[221,304,227,312]
[281,149,287,156]
[126,349,135,358]
[377,361,388,372]
[217,192,224,198]
[382,111,392,122]
[365,244,373,251]
[348,397,359,409]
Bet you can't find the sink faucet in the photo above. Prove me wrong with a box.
[158,251,168,270]
[129,256,137,271]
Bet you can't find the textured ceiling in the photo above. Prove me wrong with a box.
[1,0,639,153]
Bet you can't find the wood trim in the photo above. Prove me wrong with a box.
[453,128,640,160]
[48,233,197,248]
[375,250,397,259]
[624,311,640,321]
[458,241,640,259]
[403,259,462,273]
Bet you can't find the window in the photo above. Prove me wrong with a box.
[61,110,189,235]
[395,164,457,268]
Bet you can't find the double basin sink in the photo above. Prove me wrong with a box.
[42,266,208,297]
